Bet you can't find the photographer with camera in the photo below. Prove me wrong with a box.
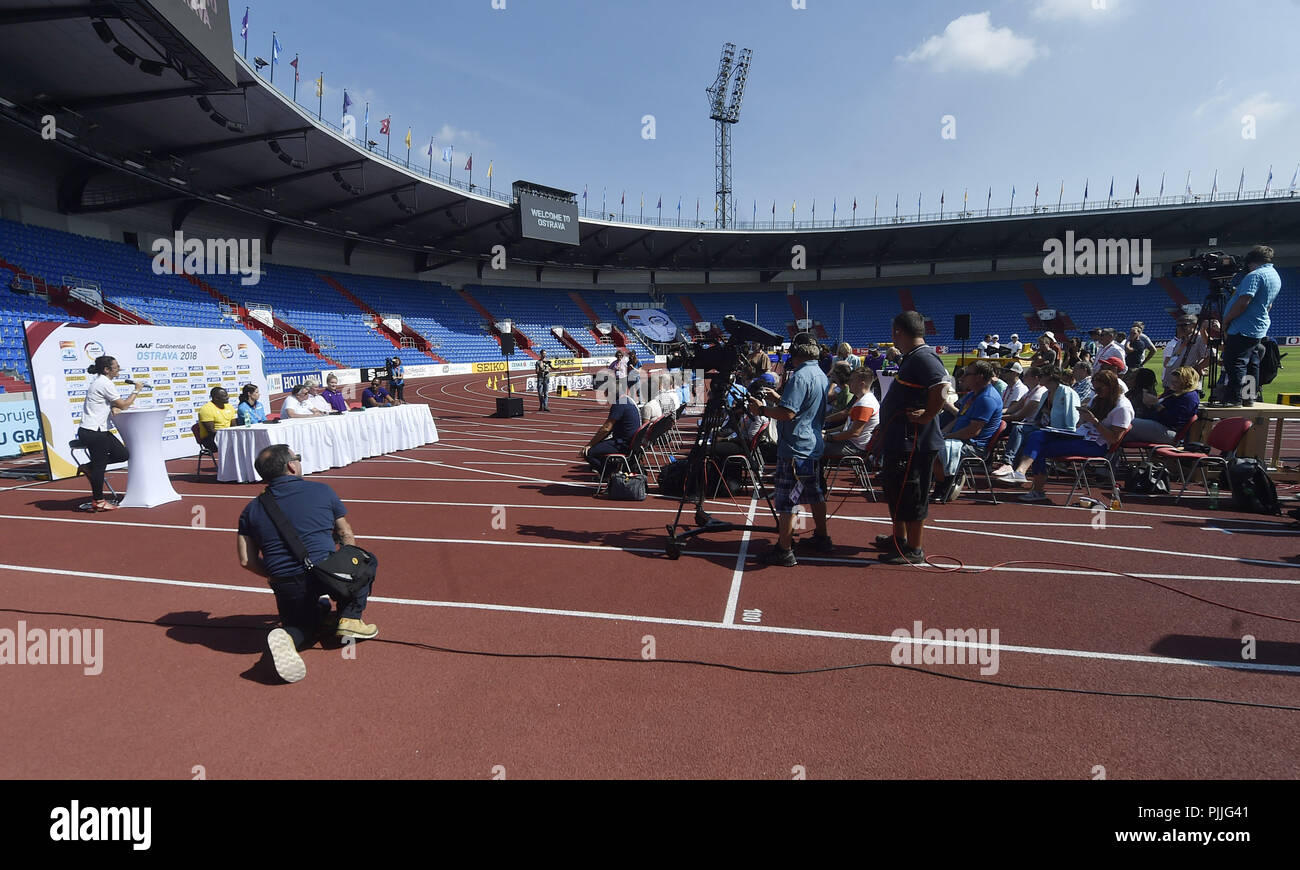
[387,357,406,403]
[747,335,831,566]
[534,349,553,412]
[1162,314,1212,392]
[1222,245,1282,406]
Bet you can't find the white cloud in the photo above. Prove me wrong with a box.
[900,12,1045,75]
[1235,91,1290,123]
[1031,0,1122,21]
[433,124,494,153]
[1193,79,1230,119]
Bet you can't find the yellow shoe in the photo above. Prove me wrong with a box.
[336,618,379,640]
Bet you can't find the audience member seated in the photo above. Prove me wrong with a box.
[932,361,1003,503]
[196,387,237,451]
[361,377,395,408]
[750,351,779,390]
[1008,333,1024,358]
[1071,362,1096,404]
[321,374,350,412]
[822,368,878,462]
[1000,369,1133,502]
[1000,361,1028,411]
[1162,314,1212,391]
[579,394,642,474]
[237,384,269,426]
[833,342,860,371]
[863,348,885,374]
[1032,332,1059,367]
[1128,366,1201,444]
[305,380,333,414]
[1094,328,1127,375]
[992,365,1047,471]
[283,385,328,419]
[994,367,1080,474]
[1131,368,1160,418]
[823,362,855,426]
[640,395,664,423]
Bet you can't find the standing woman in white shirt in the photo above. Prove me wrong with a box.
[80,355,141,511]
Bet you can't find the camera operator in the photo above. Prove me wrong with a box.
[534,349,553,412]
[747,335,832,566]
[387,357,406,403]
[1222,245,1282,406]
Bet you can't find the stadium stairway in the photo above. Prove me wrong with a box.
[1021,281,1077,337]
[455,288,539,358]
[785,291,829,340]
[316,274,447,363]
[566,291,630,349]
[896,289,937,336]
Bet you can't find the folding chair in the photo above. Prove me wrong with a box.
[1057,427,1132,506]
[595,421,653,496]
[956,419,1007,504]
[639,415,677,481]
[191,422,218,474]
[1153,417,1253,504]
[1120,414,1199,466]
[715,421,770,498]
[69,438,118,509]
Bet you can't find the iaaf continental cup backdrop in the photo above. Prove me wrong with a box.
[24,322,267,480]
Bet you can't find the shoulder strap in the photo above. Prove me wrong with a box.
[257,490,316,570]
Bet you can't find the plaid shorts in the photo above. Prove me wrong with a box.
[772,457,825,514]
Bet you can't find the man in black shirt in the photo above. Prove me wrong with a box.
[873,311,949,565]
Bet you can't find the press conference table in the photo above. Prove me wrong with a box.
[214,404,439,483]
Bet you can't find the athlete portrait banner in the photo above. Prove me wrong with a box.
[622,309,679,343]
[25,322,267,480]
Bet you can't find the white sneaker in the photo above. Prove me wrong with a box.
[992,465,1014,477]
[268,628,306,683]
[1003,471,1027,484]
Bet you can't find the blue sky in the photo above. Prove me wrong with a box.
[237,0,1300,220]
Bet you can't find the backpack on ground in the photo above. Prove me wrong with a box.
[1124,462,1170,496]
[1220,458,1281,515]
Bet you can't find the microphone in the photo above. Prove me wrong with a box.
[123,379,135,386]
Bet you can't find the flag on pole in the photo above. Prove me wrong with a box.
[342,90,352,120]
[1264,165,1273,196]
[1132,175,1140,206]
[1211,169,1218,198]
[1290,164,1299,193]
[1058,179,1064,209]
[832,198,837,223]
[315,75,323,98]
[465,155,473,171]
[442,146,453,163]
[241,8,248,38]
[1010,186,1016,210]
[1158,172,1164,198]
[986,187,991,216]
[1185,170,1192,197]
[272,34,281,64]
[1237,167,1245,199]
[963,188,968,210]
[1083,178,1089,205]
[1108,177,1113,201]
[404,128,411,149]
[289,55,299,81]
[425,138,435,157]
[1033,182,1039,208]
[363,102,369,131]
[583,186,588,208]
[487,161,493,178]
[379,117,390,136]
[753,199,756,224]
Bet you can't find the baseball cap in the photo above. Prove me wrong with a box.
[1177,313,1198,325]
[1002,361,1024,374]
[1099,356,1124,370]
[1041,330,1056,342]
[1010,333,1019,340]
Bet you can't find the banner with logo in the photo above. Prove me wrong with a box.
[623,309,679,343]
[0,395,40,459]
[25,322,267,480]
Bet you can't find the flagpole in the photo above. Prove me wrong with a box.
[1057,180,1063,211]
[242,7,248,59]
[269,32,275,84]
[386,126,391,159]
[317,73,323,120]
[428,140,434,176]
[292,55,299,102]
[363,103,368,150]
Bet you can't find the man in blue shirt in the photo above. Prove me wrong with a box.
[361,377,395,408]
[747,336,830,566]
[932,361,1003,503]
[237,444,378,683]
[1222,245,1282,406]
[580,395,642,473]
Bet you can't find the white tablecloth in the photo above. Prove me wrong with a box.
[214,405,439,483]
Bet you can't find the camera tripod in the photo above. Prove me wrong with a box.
[1198,281,1231,407]
[665,375,780,560]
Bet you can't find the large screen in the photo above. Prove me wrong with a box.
[131,0,238,86]
[517,192,580,246]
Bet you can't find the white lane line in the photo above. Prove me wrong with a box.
[3,513,1298,586]
[933,519,1154,529]
[386,453,594,489]
[723,496,760,625]
[3,561,1297,675]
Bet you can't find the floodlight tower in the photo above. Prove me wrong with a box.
[706,43,752,229]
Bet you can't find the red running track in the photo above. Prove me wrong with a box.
[0,373,1298,779]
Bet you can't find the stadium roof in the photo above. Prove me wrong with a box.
[2,4,1300,278]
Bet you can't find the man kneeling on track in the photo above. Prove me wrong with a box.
[237,444,378,683]
[747,334,831,566]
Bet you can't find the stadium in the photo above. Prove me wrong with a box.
[1,0,1299,793]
